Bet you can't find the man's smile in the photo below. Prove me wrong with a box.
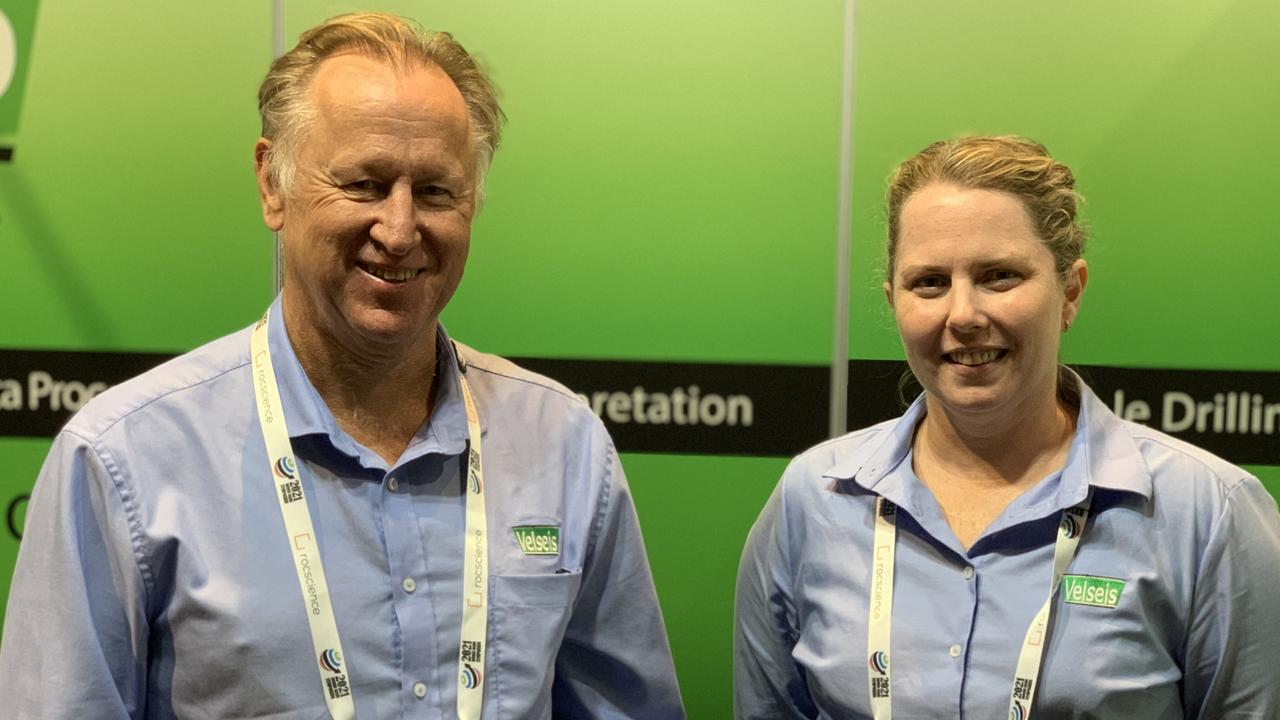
[358,262,422,283]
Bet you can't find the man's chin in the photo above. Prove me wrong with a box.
[345,309,437,351]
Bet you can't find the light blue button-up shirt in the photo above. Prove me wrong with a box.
[1,299,684,719]
[735,376,1280,719]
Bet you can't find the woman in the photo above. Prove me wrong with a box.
[734,136,1280,719]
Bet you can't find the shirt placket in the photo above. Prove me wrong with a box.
[381,464,441,717]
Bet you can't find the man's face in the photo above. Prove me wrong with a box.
[257,53,476,357]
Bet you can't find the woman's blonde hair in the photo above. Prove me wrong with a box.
[885,136,1085,281]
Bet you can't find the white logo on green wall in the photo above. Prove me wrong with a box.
[513,526,559,556]
[0,12,16,98]
[1061,574,1125,609]
[1,1,39,141]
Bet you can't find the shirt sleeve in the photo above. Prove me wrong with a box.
[1181,476,1280,719]
[551,439,685,718]
[0,430,150,719]
[733,477,817,720]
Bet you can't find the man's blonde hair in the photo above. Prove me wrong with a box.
[258,12,504,200]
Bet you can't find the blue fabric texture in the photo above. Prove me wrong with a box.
[735,374,1280,719]
[1,298,684,719]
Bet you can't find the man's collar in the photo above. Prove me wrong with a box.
[821,369,1152,506]
[267,297,342,443]
[265,296,478,466]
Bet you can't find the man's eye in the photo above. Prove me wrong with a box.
[915,276,946,289]
[345,180,380,192]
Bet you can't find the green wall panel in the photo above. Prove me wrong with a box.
[292,1,845,365]
[847,0,1279,497]
[627,454,785,720]
[849,0,1280,370]
[0,0,271,350]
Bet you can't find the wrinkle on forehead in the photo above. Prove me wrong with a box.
[298,53,476,182]
[310,52,472,139]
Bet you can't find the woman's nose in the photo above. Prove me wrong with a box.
[944,283,988,333]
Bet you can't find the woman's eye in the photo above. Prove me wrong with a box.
[986,269,1021,287]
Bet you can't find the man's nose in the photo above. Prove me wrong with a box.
[369,184,420,254]
[945,283,988,333]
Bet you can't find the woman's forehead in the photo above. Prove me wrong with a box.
[894,185,1054,270]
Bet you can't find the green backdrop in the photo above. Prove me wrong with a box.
[1,2,1276,718]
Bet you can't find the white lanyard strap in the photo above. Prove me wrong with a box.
[865,494,1092,720]
[455,352,489,720]
[866,498,898,719]
[251,316,490,719]
[251,315,356,719]
[1007,501,1090,720]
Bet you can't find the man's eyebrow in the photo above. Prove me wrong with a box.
[329,155,463,180]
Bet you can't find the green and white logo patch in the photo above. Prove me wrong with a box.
[1061,574,1125,609]
[513,525,559,556]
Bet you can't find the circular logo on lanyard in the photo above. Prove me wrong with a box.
[274,456,298,480]
[1059,513,1081,539]
[319,648,343,673]
[460,662,483,689]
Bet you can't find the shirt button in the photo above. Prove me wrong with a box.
[413,681,427,699]
[387,476,399,491]
[963,566,975,580]
[402,577,417,593]
[949,644,962,658]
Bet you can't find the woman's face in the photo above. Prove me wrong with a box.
[885,183,1086,424]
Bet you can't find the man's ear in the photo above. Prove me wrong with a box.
[254,138,286,232]
[883,281,894,309]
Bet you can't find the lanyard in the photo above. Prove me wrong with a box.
[251,313,489,719]
[866,495,1091,720]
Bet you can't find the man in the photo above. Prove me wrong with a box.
[0,13,683,719]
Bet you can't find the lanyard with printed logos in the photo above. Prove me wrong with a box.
[866,495,1092,720]
[251,313,490,720]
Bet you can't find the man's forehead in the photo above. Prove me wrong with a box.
[308,51,465,114]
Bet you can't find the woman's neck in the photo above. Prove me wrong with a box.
[917,386,1076,485]
[911,386,1078,549]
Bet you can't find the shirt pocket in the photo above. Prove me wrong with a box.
[486,571,582,719]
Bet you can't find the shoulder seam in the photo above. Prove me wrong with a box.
[808,424,885,454]
[586,438,617,567]
[67,431,156,613]
[1129,428,1246,493]
[71,358,251,442]
[467,363,583,403]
